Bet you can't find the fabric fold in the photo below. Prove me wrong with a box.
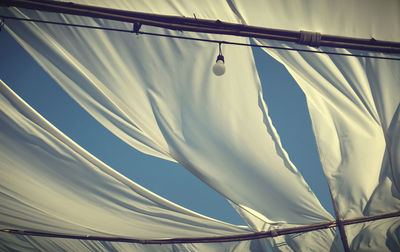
[0,0,332,231]
[0,79,250,240]
[229,0,400,250]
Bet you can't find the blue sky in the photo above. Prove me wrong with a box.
[0,29,333,225]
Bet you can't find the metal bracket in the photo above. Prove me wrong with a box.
[298,30,321,47]
[270,229,278,237]
[133,22,141,35]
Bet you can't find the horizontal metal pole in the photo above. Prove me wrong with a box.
[0,222,338,244]
[1,0,400,53]
[2,15,399,61]
[1,211,399,244]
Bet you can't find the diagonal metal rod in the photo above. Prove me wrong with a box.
[1,0,400,53]
[328,186,350,252]
[1,211,399,244]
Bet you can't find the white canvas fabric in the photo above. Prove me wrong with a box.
[230,0,400,250]
[0,0,332,231]
[0,80,254,243]
[229,200,340,252]
[229,0,400,41]
[345,217,400,252]
[2,0,399,251]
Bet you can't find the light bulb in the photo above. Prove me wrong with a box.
[212,55,225,76]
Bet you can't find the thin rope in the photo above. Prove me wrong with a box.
[1,15,400,61]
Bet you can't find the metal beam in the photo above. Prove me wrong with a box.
[1,0,400,53]
[1,211,400,244]
[328,186,351,252]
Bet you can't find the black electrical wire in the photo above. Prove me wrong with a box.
[1,15,400,61]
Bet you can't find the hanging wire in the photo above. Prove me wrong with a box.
[1,15,400,61]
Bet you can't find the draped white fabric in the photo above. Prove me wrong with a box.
[346,217,400,252]
[231,0,400,250]
[0,80,253,241]
[1,0,399,251]
[0,0,332,229]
